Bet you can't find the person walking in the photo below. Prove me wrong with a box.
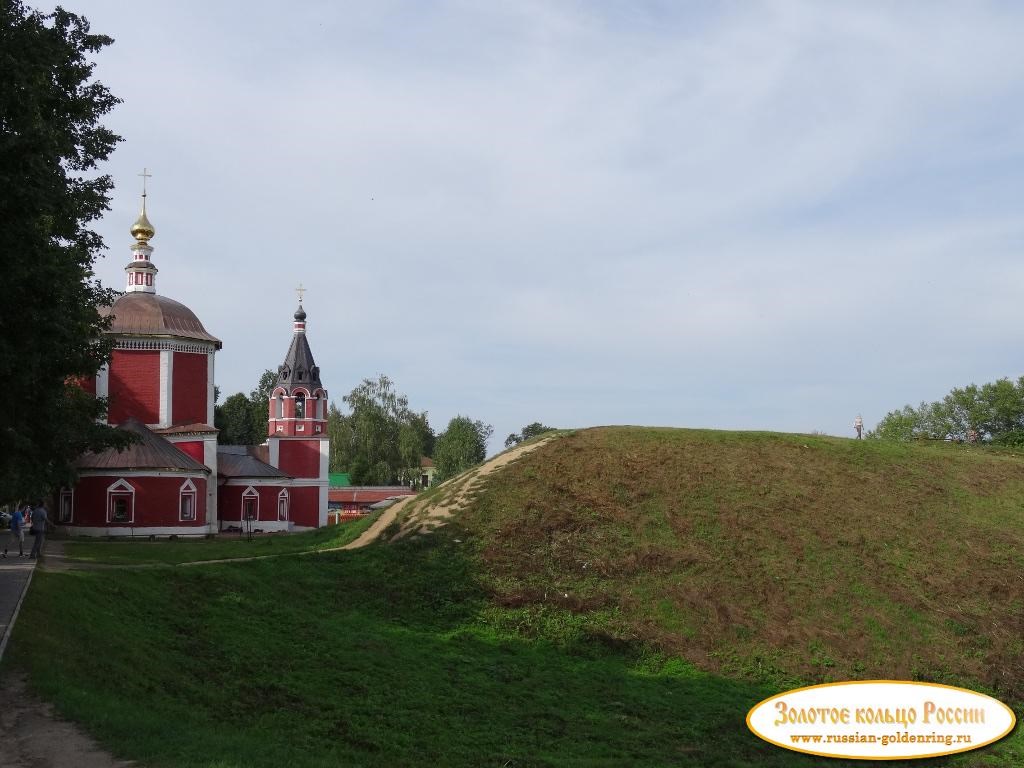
[3,504,26,557]
[29,500,49,559]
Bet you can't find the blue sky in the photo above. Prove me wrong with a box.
[66,0,1024,451]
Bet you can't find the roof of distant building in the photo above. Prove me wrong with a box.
[328,487,415,504]
[77,417,210,473]
[217,446,289,479]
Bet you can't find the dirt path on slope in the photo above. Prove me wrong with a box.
[0,673,136,768]
[343,435,556,548]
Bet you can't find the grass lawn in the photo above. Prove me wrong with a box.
[60,513,380,565]
[4,535,865,767]
[6,427,1024,766]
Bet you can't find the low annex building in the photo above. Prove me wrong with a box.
[60,185,330,536]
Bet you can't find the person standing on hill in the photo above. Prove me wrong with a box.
[854,414,864,439]
[29,500,49,559]
[3,505,25,557]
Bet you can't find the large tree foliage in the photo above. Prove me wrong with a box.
[214,369,276,445]
[0,1,130,499]
[870,377,1024,445]
[504,421,556,448]
[434,416,493,483]
[328,375,434,485]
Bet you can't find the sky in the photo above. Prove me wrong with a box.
[59,0,1024,452]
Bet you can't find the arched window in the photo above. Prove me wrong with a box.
[107,479,135,524]
[294,392,305,419]
[275,392,284,419]
[242,486,259,521]
[179,479,197,522]
[278,489,289,521]
[59,488,74,524]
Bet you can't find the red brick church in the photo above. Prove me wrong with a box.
[58,187,329,536]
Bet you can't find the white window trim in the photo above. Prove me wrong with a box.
[277,489,289,521]
[242,486,259,521]
[106,478,135,524]
[59,488,74,524]
[179,478,198,522]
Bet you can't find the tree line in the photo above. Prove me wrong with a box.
[217,372,499,486]
[870,376,1024,446]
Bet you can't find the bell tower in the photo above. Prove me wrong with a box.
[266,287,329,528]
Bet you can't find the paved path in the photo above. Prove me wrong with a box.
[0,549,36,662]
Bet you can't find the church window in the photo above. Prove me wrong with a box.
[106,479,135,524]
[179,479,197,522]
[242,486,259,521]
[59,489,74,523]
[295,392,305,419]
[275,392,284,418]
[278,489,289,521]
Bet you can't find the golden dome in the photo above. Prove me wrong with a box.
[130,208,155,241]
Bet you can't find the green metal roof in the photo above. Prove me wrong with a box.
[329,472,352,487]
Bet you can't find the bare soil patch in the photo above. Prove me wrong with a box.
[0,672,135,768]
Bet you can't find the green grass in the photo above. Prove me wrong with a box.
[3,536,889,768]
[60,514,379,565]
[461,428,1024,698]
[6,426,1024,766]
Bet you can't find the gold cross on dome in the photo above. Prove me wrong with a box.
[138,167,152,196]
[296,283,306,303]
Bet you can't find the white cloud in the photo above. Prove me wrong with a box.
[63,0,1024,448]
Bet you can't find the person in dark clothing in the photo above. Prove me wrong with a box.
[29,501,48,559]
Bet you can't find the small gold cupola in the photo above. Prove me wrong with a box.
[125,168,159,294]
[130,208,155,242]
[130,167,155,243]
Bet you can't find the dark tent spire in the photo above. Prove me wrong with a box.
[277,302,321,392]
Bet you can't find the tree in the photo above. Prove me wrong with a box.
[328,375,434,485]
[247,368,276,443]
[216,393,255,445]
[504,421,556,448]
[434,416,493,483]
[0,1,131,500]
[870,376,1024,443]
[214,369,276,445]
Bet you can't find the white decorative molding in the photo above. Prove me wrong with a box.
[96,363,109,407]
[159,349,172,426]
[112,338,216,354]
[207,350,216,427]
[79,469,208,478]
[56,525,209,538]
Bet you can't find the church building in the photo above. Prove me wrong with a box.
[59,184,330,536]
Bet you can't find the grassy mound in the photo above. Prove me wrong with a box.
[5,426,1023,766]
[455,428,1024,697]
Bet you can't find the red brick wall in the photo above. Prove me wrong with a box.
[289,485,320,527]
[172,352,208,425]
[218,484,288,523]
[70,474,207,528]
[73,376,96,395]
[108,350,160,424]
[173,440,205,463]
[278,439,322,478]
